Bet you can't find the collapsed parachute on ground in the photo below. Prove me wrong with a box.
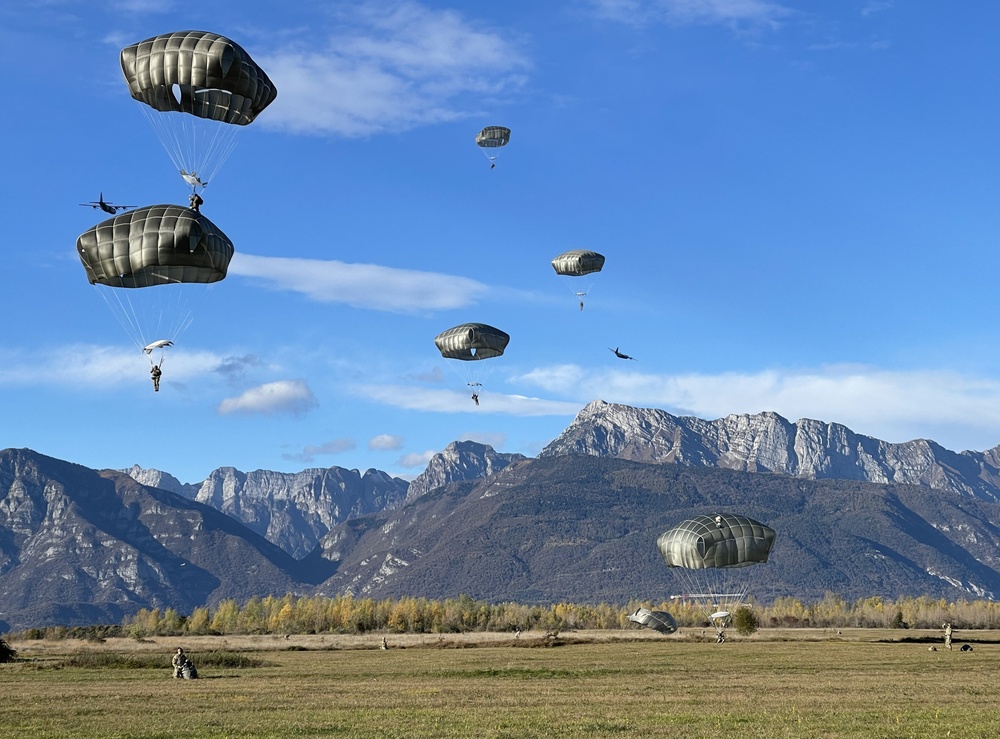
[121,30,277,191]
[627,608,678,635]
[434,323,509,404]
[77,205,234,358]
[476,126,510,168]
[121,30,277,125]
[657,513,775,640]
[551,250,605,310]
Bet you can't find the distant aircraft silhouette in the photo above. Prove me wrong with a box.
[80,193,135,215]
[610,347,636,361]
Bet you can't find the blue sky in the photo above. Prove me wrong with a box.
[2,1,999,484]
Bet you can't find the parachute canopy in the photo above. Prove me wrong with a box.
[77,205,234,288]
[551,250,605,277]
[657,514,775,570]
[627,608,678,635]
[434,323,510,361]
[121,31,277,125]
[143,339,174,354]
[475,126,510,149]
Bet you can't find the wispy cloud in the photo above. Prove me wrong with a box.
[111,0,173,12]
[217,379,319,417]
[354,383,582,416]
[588,0,793,30]
[369,433,405,451]
[455,431,508,449]
[398,449,437,468]
[0,344,223,387]
[515,363,1000,450]
[230,253,490,313]
[283,437,357,464]
[861,0,893,17]
[260,1,529,137]
[213,354,265,385]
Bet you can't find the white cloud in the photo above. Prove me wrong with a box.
[369,433,405,451]
[283,437,357,464]
[515,363,1000,451]
[861,0,893,17]
[259,1,529,137]
[0,344,224,387]
[456,431,507,449]
[217,379,318,417]
[354,383,582,416]
[398,449,437,468]
[229,253,489,313]
[588,0,792,29]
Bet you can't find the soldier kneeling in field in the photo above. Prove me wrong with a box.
[172,648,186,678]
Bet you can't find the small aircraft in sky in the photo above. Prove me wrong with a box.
[80,193,136,215]
[610,347,637,361]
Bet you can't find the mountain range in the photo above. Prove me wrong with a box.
[4,400,1000,630]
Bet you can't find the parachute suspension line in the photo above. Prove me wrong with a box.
[137,105,241,193]
[440,358,494,402]
[93,282,214,355]
[564,279,594,309]
[95,286,148,352]
[668,566,752,628]
[176,111,240,188]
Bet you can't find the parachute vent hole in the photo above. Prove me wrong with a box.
[170,84,182,105]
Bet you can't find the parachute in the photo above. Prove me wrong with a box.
[657,513,775,641]
[475,126,510,168]
[434,323,510,404]
[627,607,678,635]
[551,250,605,311]
[77,204,234,365]
[121,31,277,193]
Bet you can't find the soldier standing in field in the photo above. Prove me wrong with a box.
[943,622,953,651]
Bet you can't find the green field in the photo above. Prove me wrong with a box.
[1,629,995,738]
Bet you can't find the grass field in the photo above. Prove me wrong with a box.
[2,628,997,738]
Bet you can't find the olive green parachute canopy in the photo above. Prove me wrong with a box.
[551,250,606,277]
[627,608,678,634]
[77,205,234,288]
[657,514,775,570]
[121,31,277,125]
[434,323,510,361]
[476,126,511,148]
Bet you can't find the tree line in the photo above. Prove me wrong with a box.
[11,593,1000,640]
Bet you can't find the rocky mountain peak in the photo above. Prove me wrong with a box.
[541,400,1000,500]
[405,440,528,503]
[121,465,190,497]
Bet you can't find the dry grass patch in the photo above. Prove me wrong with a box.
[3,630,998,738]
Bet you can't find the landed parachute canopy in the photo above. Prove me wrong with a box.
[77,205,234,288]
[657,514,775,570]
[551,250,606,277]
[121,30,277,125]
[476,126,511,148]
[627,608,678,635]
[434,323,510,361]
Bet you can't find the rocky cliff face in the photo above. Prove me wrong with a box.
[315,454,1000,605]
[122,465,192,497]
[540,401,1000,500]
[405,440,528,503]
[0,449,332,631]
[124,465,409,560]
